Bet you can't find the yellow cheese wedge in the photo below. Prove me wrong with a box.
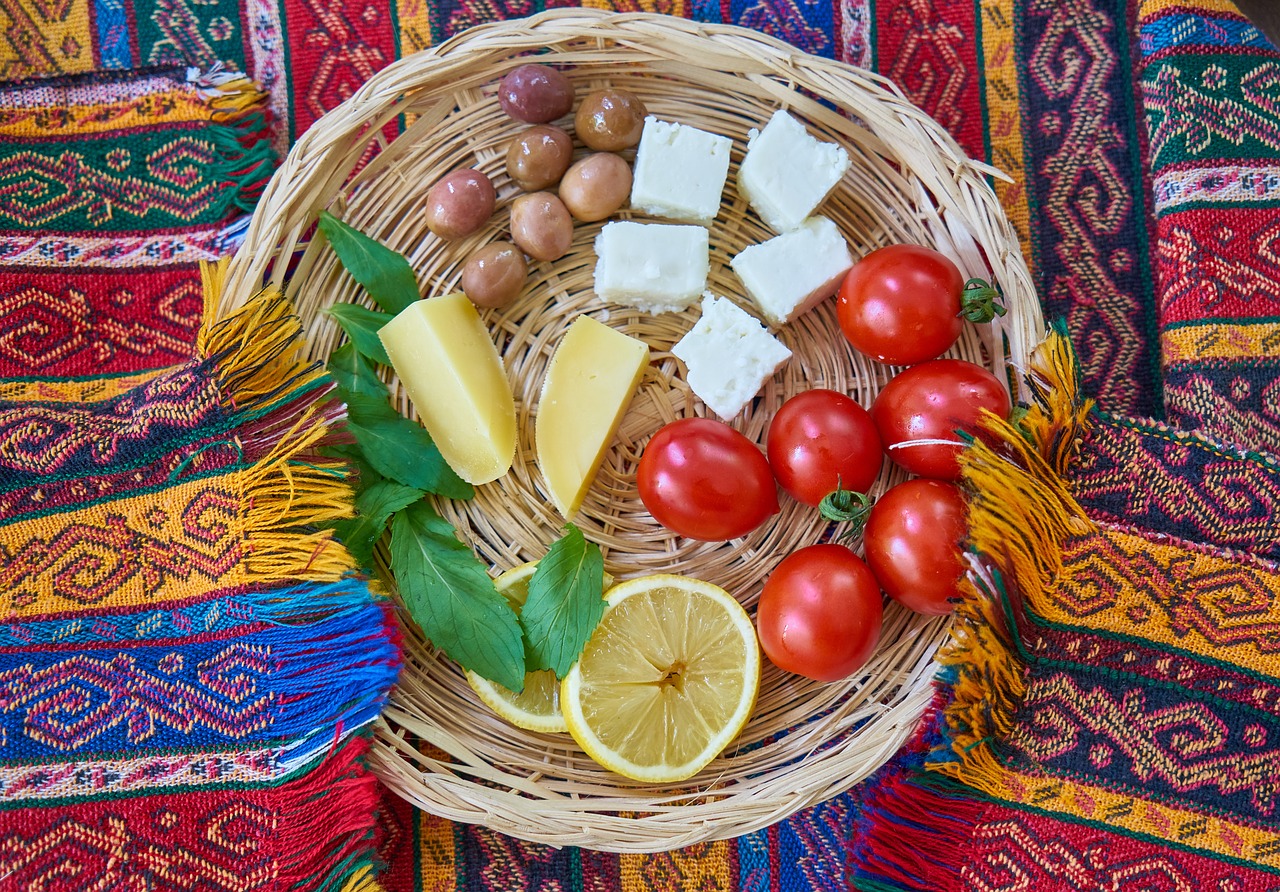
[379,294,516,485]
[536,316,650,518]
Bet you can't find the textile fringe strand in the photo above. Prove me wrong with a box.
[201,258,355,583]
[195,73,276,213]
[276,736,384,891]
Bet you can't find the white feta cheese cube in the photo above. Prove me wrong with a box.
[593,221,710,314]
[729,216,853,326]
[630,117,733,225]
[738,110,851,233]
[672,293,792,420]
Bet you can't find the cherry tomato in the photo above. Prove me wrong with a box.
[637,417,778,541]
[756,544,883,682]
[863,479,967,615]
[837,244,964,365]
[870,359,1010,481]
[766,390,882,507]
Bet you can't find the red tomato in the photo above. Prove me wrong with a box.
[837,244,965,365]
[870,359,1010,481]
[766,390,883,508]
[756,544,883,682]
[863,479,967,615]
[637,417,778,541]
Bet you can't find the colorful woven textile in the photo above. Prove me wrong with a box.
[845,6,1280,887]
[6,0,1280,890]
[849,330,1280,889]
[0,56,401,889]
[1142,0,1280,451]
[0,65,269,402]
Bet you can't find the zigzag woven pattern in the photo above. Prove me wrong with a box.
[0,280,401,891]
[848,330,1280,890]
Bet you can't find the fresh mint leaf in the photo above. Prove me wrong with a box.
[322,442,385,489]
[521,524,606,678]
[327,345,472,500]
[326,303,393,365]
[391,500,525,691]
[328,343,390,402]
[318,211,419,316]
[345,407,473,501]
[332,480,424,567]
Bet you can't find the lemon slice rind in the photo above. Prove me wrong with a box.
[464,562,568,734]
[560,574,761,783]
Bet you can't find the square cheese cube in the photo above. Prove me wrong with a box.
[593,221,709,314]
[730,216,853,326]
[738,110,851,233]
[672,293,792,420]
[630,117,733,225]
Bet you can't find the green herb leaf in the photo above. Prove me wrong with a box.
[321,442,386,489]
[345,401,473,500]
[520,523,606,678]
[332,480,425,567]
[318,210,419,316]
[327,345,472,500]
[326,303,393,365]
[328,343,390,401]
[391,500,526,691]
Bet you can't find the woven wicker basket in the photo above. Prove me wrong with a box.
[222,9,1043,852]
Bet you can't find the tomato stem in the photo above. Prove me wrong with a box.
[819,485,874,539]
[959,278,1007,323]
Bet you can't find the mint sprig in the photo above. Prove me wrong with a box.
[319,216,610,695]
[333,479,424,567]
[325,302,393,365]
[328,344,472,500]
[318,210,419,315]
[391,501,527,692]
[521,524,606,678]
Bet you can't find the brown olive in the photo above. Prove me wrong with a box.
[559,153,632,222]
[461,241,528,308]
[426,169,496,240]
[506,125,573,191]
[497,63,574,124]
[575,89,647,152]
[510,192,573,262]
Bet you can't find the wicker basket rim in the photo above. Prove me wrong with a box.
[223,8,1044,853]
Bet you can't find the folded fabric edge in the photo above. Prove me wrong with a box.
[847,328,1095,890]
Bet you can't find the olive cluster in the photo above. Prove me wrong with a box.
[423,63,647,309]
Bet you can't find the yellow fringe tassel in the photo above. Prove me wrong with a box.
[207,76,270,118]
[930,329,1096,789]
[196,259,357,585]
[339,866,384,892]
[1018,325,1096,478]
[198,262,330,410]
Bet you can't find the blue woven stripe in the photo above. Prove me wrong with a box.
[0,581,381,648]
[95,0,133,69]
[1142,12,1272,55]
[0,582,398,761]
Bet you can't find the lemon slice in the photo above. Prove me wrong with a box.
[561,574,761,783]
[465,562,567,734]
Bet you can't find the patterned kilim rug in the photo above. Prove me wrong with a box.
[0,59,401,890]
[3,0,1280,890]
